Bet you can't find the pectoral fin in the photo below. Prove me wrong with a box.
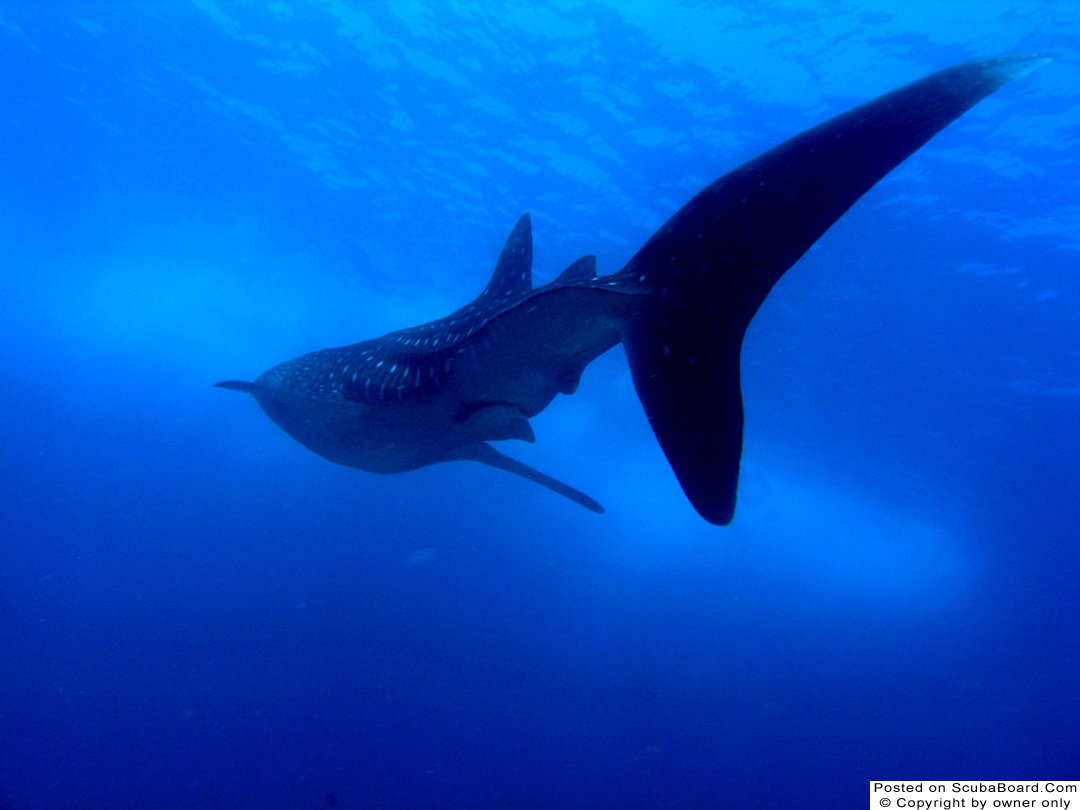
[455,443,604,514]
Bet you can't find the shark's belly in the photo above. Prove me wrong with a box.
[252,286,640,474]
[253,388,466,474]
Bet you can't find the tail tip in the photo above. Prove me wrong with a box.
[984,52,1056,83]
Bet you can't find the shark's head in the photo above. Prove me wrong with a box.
[214,379,377,464]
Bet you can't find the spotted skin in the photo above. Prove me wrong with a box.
[220,214,646,511]
[218,56,1049,524]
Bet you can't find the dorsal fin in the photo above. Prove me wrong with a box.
[481,213,532,300]
[554,254,597,283]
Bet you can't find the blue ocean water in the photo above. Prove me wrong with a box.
[1,3,1078,808]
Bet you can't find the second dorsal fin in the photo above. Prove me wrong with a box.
[555,254,597,283]
[482,213,533,300]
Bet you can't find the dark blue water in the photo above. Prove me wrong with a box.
[2,4,1077,809]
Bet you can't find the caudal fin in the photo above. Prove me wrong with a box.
[618,54,1052,525]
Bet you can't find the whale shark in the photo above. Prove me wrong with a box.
[217,55,1050,525]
